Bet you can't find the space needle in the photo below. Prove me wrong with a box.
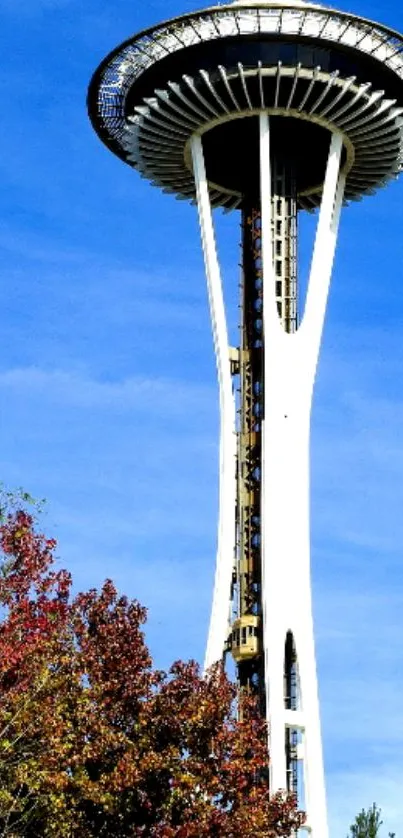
[88,2,403,834]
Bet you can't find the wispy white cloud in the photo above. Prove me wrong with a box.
[0,361,220,670]
[0,366,214,413]
[307,326,403,833]
[311,324,403,554]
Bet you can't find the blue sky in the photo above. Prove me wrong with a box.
[1,0,403,833]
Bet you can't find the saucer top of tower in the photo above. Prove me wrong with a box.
[88,1,403,209]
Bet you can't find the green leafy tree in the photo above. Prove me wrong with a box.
[347,803,396,838]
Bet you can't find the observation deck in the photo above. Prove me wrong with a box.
[88,0,403,209]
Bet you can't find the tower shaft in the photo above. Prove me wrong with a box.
[235,164,298,786]
[89,4,403,835]
[190,119,346,835]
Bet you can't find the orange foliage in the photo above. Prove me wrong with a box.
[0,512,304,837]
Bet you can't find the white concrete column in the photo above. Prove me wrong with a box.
[190,134,237,671]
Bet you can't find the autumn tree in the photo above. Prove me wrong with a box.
[0,509,304,837]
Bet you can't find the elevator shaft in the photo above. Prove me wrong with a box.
[229,161,298,791]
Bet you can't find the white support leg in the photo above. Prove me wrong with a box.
[302,134,346,386]
[259,113,345,837]
[190,134,237,672]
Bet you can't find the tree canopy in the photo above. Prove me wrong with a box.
[0,510,304,837]
[347,803,396,838]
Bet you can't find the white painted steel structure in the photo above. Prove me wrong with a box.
[191,134,238,670]
[190,115,345,837]
[88,3,403,836]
